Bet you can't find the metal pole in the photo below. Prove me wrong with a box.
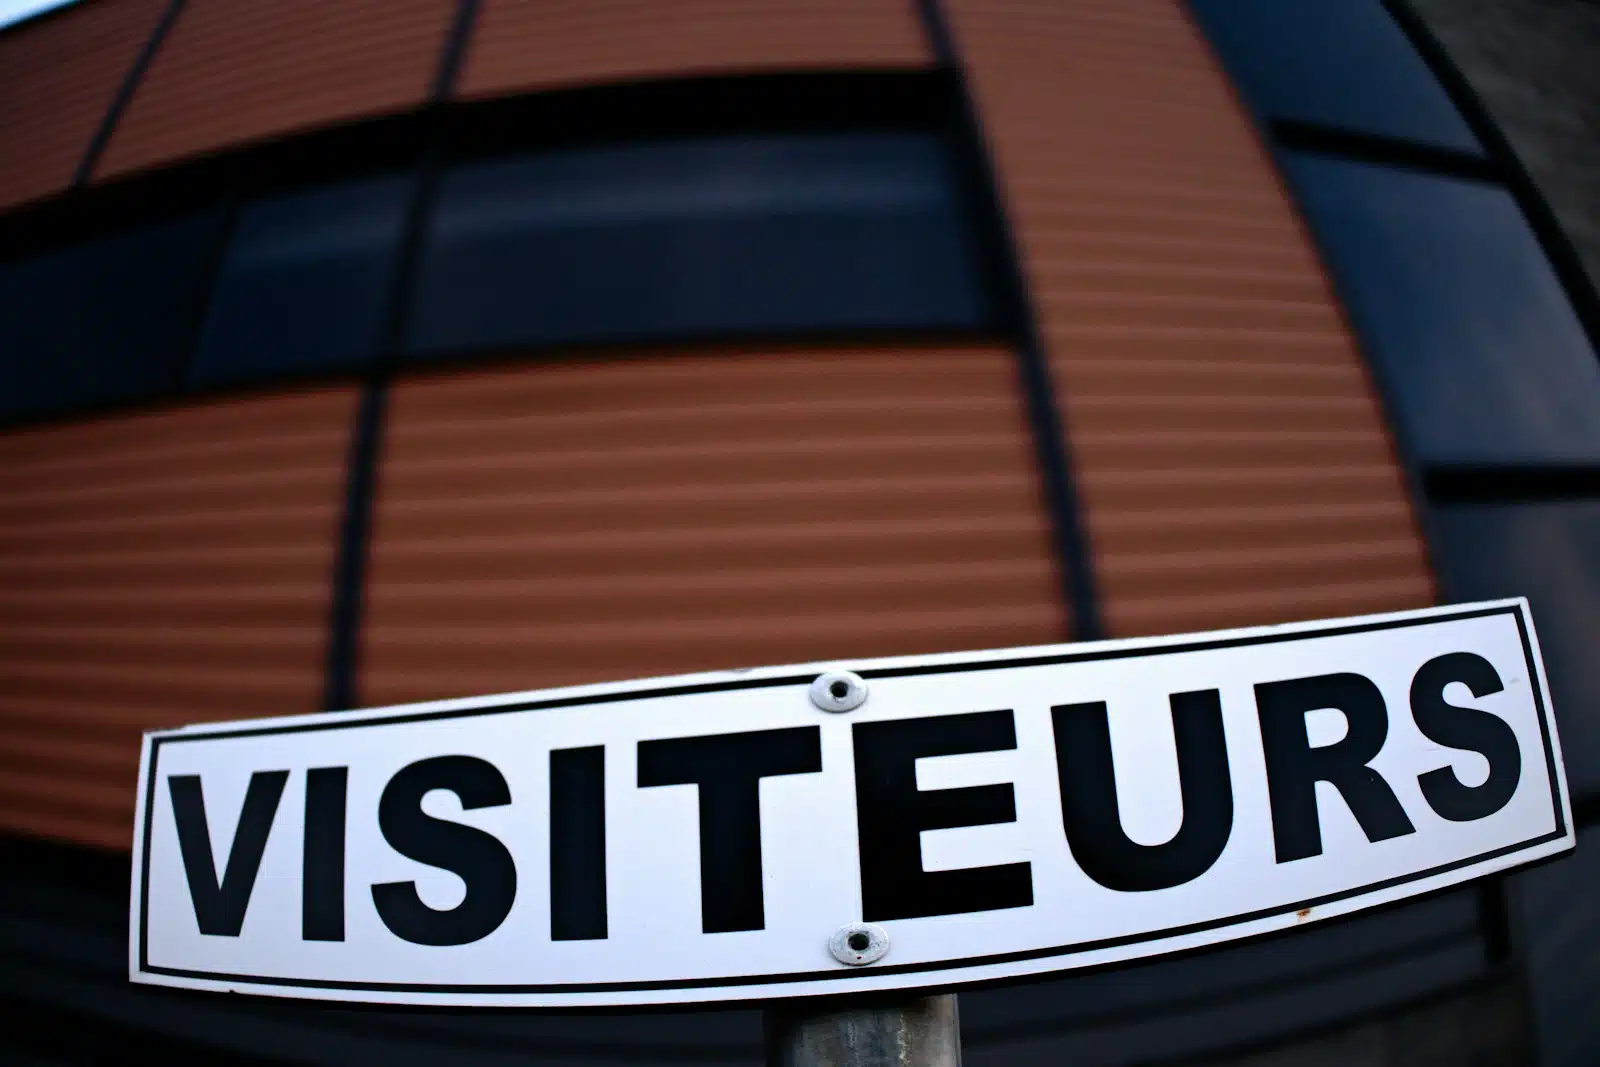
[765,994,962,1067]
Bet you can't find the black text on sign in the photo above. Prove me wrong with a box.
[130,600,1573,1007]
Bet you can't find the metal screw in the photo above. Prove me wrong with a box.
[830,922,889,966]
[810,670,868,713]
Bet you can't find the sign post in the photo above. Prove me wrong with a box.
[127,599,1573,1029]
[767,673,963,1067]
[766,994,961,1067]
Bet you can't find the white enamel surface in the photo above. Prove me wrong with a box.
[129,598,1573,1006]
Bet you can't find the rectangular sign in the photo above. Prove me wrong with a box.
[130,599,1573,1006]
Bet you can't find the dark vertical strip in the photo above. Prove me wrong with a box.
[302,766,349,941]
[321,159,442,712]
[914,0,1105,642]
[322,0,476,711]
[74,0,188,185]
[1477,874,1513,965]
[1575,793,1600,829]
[433,0,485,100]
[549,746,608,941]
[322,380,388,712]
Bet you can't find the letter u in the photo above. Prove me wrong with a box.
[1052,690,1234,891]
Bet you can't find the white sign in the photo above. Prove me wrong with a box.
[130,599,1573,1007]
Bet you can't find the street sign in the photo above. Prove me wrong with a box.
[129,599,1573,1007]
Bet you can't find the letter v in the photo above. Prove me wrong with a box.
[168,771,289,936]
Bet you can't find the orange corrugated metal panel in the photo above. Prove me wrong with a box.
[94,0,455,179]
[943,0,1435,637]
[0,0,167,209]
[457,0,930,99]
[0,388,357,849]
[363,347,1064,707]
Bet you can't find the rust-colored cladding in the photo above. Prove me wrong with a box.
[361,347,1066,707]
[0,388,357,849]
[457,0,931,99]
[942,0,1436,636]
[0,0,167,209]
[94,0,456,179]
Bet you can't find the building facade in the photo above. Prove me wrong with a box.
[0,0,1595,1063]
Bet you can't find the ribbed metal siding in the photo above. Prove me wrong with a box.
[457,0,930,99]
[0,388,356,849]
[94,0,456,180]
[362,347,1064,707]
[0,0,167,209]
[944,0,1435,636]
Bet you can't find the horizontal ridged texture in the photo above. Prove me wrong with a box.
[0,388,358,849]
[0,0,166,209]
[363,347,1064,706]
[457,0,931,99]
[944,0,1436,636]
[94,0,455,179]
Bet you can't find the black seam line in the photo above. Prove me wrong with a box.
[135,831,1567,995]
[320,382,387,713]
[73,0,187,185]
[431,0,482,101]
[912,0,958,65]
[135,602,1567,993]
[1474,874,1513,964]
[1269,119,1503,183]
[1421,464,1600,504]
[321,126,448,713]
[1381,0,1600,360]
[169,603,1522,743]
[914,0,1105,644]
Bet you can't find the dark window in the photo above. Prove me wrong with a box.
[1185,0,1480,152]
[1278,153,1600,465]
[1431,501,1600,800]
[0,212,216,424]
[407,132,992,357]
[188,174,413,388]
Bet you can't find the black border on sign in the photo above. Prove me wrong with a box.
[135,602,1569,994]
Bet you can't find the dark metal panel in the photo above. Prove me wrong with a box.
[1183,0,1482,153]
[362,347,1067,707]
[1277,154,1600,468]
